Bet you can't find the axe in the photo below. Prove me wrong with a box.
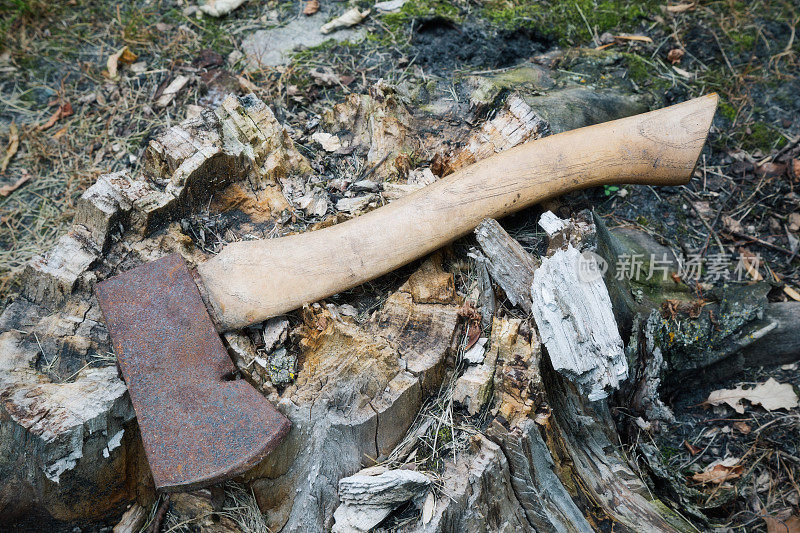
[96,94,717,491]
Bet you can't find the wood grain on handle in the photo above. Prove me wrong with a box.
[198,93,718,331]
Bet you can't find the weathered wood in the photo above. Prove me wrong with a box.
[474,218,541,313]
[332,469,430,532]
[531,244,628,401]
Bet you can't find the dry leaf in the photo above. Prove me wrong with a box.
[614,34,653,43]
[311,132,341,152]
[0,171,31,197]
[1,122,19,173]
[303,0,319,15]
[792,158,800,179]
[422,491,435,525]
[38,102,73,131]
[673,65,693,78]
[199,0,246,17]
[733,421,751,434]
[788,213,800,232]
[684,440,701,455]
[320,8,369,34]
[784,285,800,302]
[705,378,799,414]
[738,247,763,281]
[691,457,742,485]
[764,515,800,533]
[666,2,696,13]
[106,46,138,79]
[667,48,685,64]
[722,215,743,233]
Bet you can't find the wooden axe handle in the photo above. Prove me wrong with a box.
[197,94,718,330]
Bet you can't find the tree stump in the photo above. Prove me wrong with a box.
[2,65,796,531]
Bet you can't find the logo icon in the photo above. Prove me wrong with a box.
[576,251,608,282]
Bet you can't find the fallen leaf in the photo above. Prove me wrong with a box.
[1,123,19,173]
[692,457,742,485]
[722,215,743,233]
[733,421,751,434]
[789,213,800,232]
[312,132,342,152]
[764,515,800,533]
[320,8,369,34]
[756,162,786,177]
[38,102,73,131]
[106,46,138,79]
[784,285,800,302]
[614,34,653,43]
[673,65,693,78]
[666,2,696,13]
[684,440,701,455]
[738,247,763,281]
[792,159,800,179]
[199,0,246,17]
[667,48,685,64]
[705,378,799,414]
[309,66,340,86]
[303,0,319,15]
[0,171,31,197]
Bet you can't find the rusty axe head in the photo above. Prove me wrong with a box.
[96,254,290,492]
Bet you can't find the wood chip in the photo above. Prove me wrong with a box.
[1,122,19,173]
[155,75,189,108]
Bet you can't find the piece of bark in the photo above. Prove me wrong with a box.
[446,93,551,173]
[473,253,496,331]
[332,469,430,532]
[112,504,147,533]
[474,218,541,313]
[531,245,628,400]
[372,256,460,394]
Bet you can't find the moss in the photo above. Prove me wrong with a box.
[740,121,788,152]
[481,0,660,46]
[728,30,756,52]
[718,101,738,122]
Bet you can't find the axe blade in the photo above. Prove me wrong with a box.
[96,254,290,492]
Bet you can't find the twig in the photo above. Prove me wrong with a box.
[728,231,795,256]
